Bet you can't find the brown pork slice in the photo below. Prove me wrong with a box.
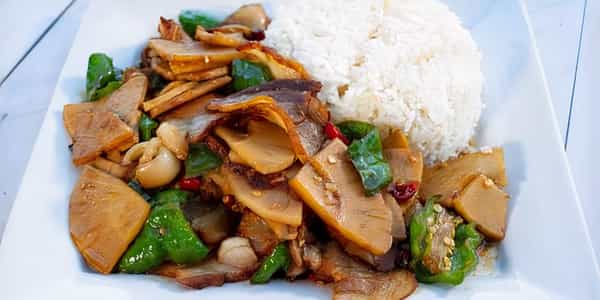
[316,243,417,300]
[153,258,255,289]
[237,210,279,257]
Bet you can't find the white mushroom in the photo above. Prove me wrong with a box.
[157,122,189,160]
[217,237,258,270]
[135,146,181,188]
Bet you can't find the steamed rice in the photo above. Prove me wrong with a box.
[265,0,483,164]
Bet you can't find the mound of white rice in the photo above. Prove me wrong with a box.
[265,0,483,164]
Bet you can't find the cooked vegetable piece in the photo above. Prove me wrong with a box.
[86,53,121,101]
[324,122,350,145]
[139,113,158,141]
[347,129,392,196]
[185,143,223,177]
[454,174,509,240]
[148,39,242,63]
[231,59,272,91]
[290,139,392,255]
[91,157,130,179]
[119,201,209,273]
[336,120,375,142]
[410,197,483,285]
[215,120,295,174]
[383,195,407,240]
[158,17,189,42]
[67,112,134,165]
[153,189,190,206]
[263,218,298,240]
[217,237,258,270]
[222,4,270,32]
[64,75,149,152]
[250,243,290,284]
[210,166,303,226]
[128,179,152,202]
[195,29,248,48]
[178,10,221,37]
[238,43,310,80]
[382,129,410,149]
[159,93,224,143]
[92,81,122,101]
[383,148,423,225]
[421,148,507,207]
[69,166,150,274]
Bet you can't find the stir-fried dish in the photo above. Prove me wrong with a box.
[64,4,509,299]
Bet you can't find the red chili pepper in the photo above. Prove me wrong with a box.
[324,122,349,145]
[389,181,418,203]
[178,177,202,191]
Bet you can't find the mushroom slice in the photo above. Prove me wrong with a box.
[239,43,310,79]
[290,139,393,255]
[195,27,248,48]
[147,76,232,118]
[215,120,296,174]
[67,112,134,165]
[70,166,150,274]
[209,165,303,226]
[160,94,226,143]
[222,4,270,32]
[148,38,243,63]
[454,174,509,241]
[421,148,507,207]
[156,122,189,160]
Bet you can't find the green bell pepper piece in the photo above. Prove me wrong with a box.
[346,128,392,195]
[231,59,272,91]
[86,53,121,101]
[152,189,190,207]
[179,10,221,37]
[410,197,483,285]
[139,113,158,142]
[250,243,290,284]
[336,120,376,142]
[119,199,209,273]
[185,143,223,177]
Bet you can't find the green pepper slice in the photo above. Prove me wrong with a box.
[178,10,221,37]
[231,59,272,91]
[185,143,223,178]
[86,53,121,101]
[410,197,483,285]
[347,129,392,195]
[139,113,158,142]
[250,243,290,284]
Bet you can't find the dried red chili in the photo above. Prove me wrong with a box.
[324,122,350,145]
[389,181,418,203]
[178,177,202,191]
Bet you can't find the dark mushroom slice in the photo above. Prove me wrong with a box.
[221,4,270,32]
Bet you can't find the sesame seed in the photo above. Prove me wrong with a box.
[325,182,338,192]
[251,190,262,197]
[327,155,337,164]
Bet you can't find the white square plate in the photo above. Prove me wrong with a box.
[1,0,598,299]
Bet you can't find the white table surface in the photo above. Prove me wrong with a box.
[0,0,596,259]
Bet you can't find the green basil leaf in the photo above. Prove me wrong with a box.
[179,10,221,37]
[231,59,272,91]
